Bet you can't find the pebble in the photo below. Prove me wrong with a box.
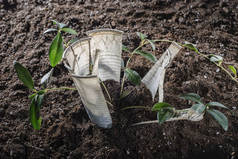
[0,108,5,116]
[111,21,116,27]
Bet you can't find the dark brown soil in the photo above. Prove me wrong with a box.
[1,0,238,159]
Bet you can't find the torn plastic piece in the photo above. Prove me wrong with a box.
[132,108,204,126]
[63,37,91,76]
[87,29,123,82]
[63,37,112,128]
[142,42,182,101]
[71,74,112,128]
[40,68,54,87]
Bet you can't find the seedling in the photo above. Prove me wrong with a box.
[14,20,77,130]
[180,93,229,131]
[183,42,238,84]
[120,33,232,131]
[131,93,230,131]
[120,32,157,97]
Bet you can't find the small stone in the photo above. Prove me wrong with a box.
[179,17,184,23]
[222,7,229,14]
[111,21,116,27]
[0,108,5,116]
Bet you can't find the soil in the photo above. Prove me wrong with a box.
[1,0,238,158]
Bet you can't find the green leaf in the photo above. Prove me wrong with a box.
[61,28,77,35]
[30,97,42,130]
[157,108,174,124]
[52,20,67,29]
[228,65,237,77]
[152,102,172,111]
[191,103,206,114]
[209,54,223,62]
[207,109,228,131]
[207,102,229,110]
[43,28,57,34]
[183,42,199,53]
[36,94,44,108]
[124,68,141,85]
[122,45,130,53]
[134,50,157,63]
[28,93,36,100]
[147,39,156,50]
[13,61,34,90]
[180,93,201,103]
[37,90,46,95]
[40,68,54,87]
[49,32,64,67]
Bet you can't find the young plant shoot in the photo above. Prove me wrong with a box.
[14,20,77,130]
[131,93,229,131]
[120,32,157,98]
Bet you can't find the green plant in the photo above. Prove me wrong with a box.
[179,93,229,131]
[141,93,229,131]
[182,42,238,84]
[14,20,77,130]
[120,33,238,102]
[120,32,157,97]
[14,27,235,131]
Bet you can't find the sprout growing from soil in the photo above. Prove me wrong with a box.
[121,33,233,132]
[183,42,238,84]
[120,32,157,98]
[129,93,229,131]
[14,20,77,130]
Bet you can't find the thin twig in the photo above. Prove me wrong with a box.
[101,81,112,102]
[152,39,238,85]
[121,105,150,111]
[120,40,149,96]
[45,87,77,93]
[106,100,114,107]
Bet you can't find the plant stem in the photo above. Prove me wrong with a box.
[121,105,150,111]
[153,39,238,84]
[214,63,238,84]
[45,87,77,93]
[101,81,112,102]
[120,40,149,96]
[106,100,114,107]
[188,47,238,84]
